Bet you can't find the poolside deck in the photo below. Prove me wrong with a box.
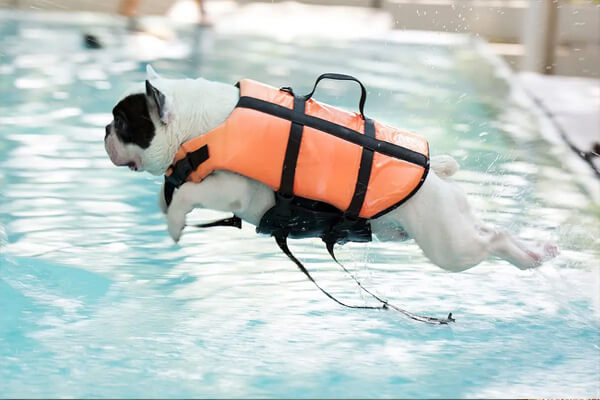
[519,72,600,176]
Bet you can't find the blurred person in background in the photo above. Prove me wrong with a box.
[119,0,209,30]
[84,0,209,48]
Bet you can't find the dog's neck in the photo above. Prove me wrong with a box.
[170,78,239,145]
[147,78,239,175]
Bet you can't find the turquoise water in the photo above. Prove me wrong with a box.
[1,11,599,398]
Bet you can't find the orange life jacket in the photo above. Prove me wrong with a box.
[164,73,429,245]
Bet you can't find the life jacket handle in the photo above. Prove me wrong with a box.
[302,73,368,120]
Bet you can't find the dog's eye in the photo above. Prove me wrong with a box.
[115,116,130,136]
[113,116,131,141]
[114,116,126,130]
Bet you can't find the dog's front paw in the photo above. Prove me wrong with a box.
[167,209,185,243]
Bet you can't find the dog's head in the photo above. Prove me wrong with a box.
[104,65,176,176]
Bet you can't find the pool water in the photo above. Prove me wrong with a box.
[1,10,599,398]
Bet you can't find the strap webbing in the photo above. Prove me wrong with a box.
[279,96,305,196]
[275,235,383,311]
[277,235,454,324]
[164,178,176,207]
[191,216,242,229]
[346,118,375,217]
[164,145,210,207]
[325,241,455,324]
[301,73,368,119]
[236,96,428,168]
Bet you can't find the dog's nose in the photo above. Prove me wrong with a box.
[105,124,111,140]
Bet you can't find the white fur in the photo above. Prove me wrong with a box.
[109,66,559,272]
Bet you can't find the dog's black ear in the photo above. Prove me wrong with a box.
[145,80,169,124]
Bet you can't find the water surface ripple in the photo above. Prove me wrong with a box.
[0,12,598,398]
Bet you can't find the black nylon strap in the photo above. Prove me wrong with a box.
[166,145,209,187]
[236,96,428,168]
[276,234,454,324]
[164,178,175,207]
[346,118,375,217]
[191,216,241,229]
[275,235,383,311]
[302,73,368,119]
[325,241,455,325]
[279,96,305,196]
[164,144,210,207]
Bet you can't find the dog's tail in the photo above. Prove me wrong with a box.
[430,155,459,178]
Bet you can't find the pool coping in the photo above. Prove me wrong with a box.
[473,38,600,204]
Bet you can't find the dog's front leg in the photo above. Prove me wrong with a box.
[163,171,275,243]
[166,182,199,242]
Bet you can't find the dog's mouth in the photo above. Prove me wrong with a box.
[117,161,139,171]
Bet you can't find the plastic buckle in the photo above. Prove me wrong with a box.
[166,157,194,187]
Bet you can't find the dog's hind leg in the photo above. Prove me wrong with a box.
[480,226,559,269]
[374,169,558,271]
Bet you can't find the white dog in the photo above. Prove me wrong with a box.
[105,66,558,274]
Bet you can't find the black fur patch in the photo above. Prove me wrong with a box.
[112,94,156,149]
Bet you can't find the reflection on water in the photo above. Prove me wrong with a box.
[0,11,599,398]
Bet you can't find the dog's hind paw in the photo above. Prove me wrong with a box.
[543,241,560,260]
[521,241,559,269]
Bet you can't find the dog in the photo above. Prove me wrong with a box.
[105,65,559,273]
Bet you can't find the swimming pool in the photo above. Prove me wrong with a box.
[0,10,599,398]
